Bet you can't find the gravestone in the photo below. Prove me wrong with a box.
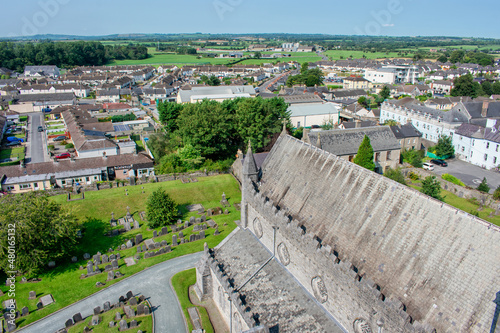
[201,215,206,222]
[153,230,157,238]
[137,246,142,253]
[200,230,205,239]
[135,234,143,244]
[184,221,190,228]
[190,216,195,224]
[36,301,43,309]
[179,231,184,239]
[129,297,137,306]
[130,319,138,328]
[116,253,121,259]
[105,265,112,271]
[107,271,115,280]
[115,312,121,320]
[21,306,29,316]
[142,245,147,252]
[207,220,215,228]
[171,225,178,233]
[109,321,115,327]
[111,259,118,269]
[86,262,93,275]
[103,301,111,312]
[102,254,109,263]
[137,304,145,315]
[40,294,54,307]
[126,290,134,300]
[145,239,155,250]
[94,306,101,315]
[91,315,100,326]
[161,240,168,247]
[126,240,134,248]
[124,305,135,318]
[119,319,128,331]
[48,261,56,268]
[165,245,171,252]
[161,227,168,235]
[29,291,36,300]
[193,225,200,232]
[126,206,131,218]
[214,227,220,236]
[133,220,140,229]
[224,209,229,215]
[65,319,73,328]
[172,235,178,246]
[96,281,105,287]
[73,312,83,323]
[189,234,197,242]
[124,221,131,231]
[207,209,213,216]
[83,253,90,260]
[144,306,150,315]
[6,320,16,332]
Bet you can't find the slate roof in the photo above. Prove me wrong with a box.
[214,228,343,333]
[389,123,422,139]
[342,120,377,129]
[331,89,367,99]
[307,126,400,155]
[15,93,75,103]
[454,123,485,139]
[289,103,339,117]
[460,101,500,119]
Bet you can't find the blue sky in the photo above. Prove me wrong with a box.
[1,0,499,38]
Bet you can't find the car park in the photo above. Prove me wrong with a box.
[430,159,448,167]
[53,136,67,141]
[55,152,71,159]
[423,162,435,171]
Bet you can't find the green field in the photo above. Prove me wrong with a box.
[0,174,241,329]
[323,50,405,60]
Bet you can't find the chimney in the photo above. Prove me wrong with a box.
[482,100,490,117]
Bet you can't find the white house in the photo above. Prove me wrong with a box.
[288,102,340,128]
[453,120,500,169]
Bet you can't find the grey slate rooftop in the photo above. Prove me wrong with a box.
[215,228,343,333]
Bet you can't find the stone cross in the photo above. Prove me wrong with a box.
[126,206,131,217]
[222,192,226,201]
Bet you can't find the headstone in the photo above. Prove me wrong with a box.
[71,256,78,263]
[115,312,122,320]
[65,319,73,328]
[116,271,124,278]
[222,192,226,201]
[116,253,121,259]
[145,239,155,250]
[126,206,131,217]
[91,315,100,325]
[161,227,168,235]
[124,221,131,231]
[133,220,140,229]
[201,215,206,222]
[73,312,83,323]
[129,297,137,306]
[37,301,43,309]
[119,319,128,331]
[160,240,168,247]
[130,319,138,328]
[172,235,178,246]
[224,209,229,215]
[200,230,205,239]
[144,306,150,315]
[83,253,90,260]
[193,225,200,232]
[83,326,91,333]
[155,242,161,249]
[207,209,213,216]
[153,230,157,238]
[124,305,135,318]
[207,220,216,228]
[6,320,16,332]
[93,306,101,315]
[126,290,133,299]
[102,254,109,263]
[111,259,118,269]
[135,234,143,244]
[137,246,142,253]
[137,304,145,315]
[179,231,184,239]
[172,225,178,233]
[96,281,105,287]
[165,245,171,252]
[189,234,197,242]
[214,227,220,236]
[190,216,195,224]
[103,301,111,312]
[109,321,115,328]
[40,294,54,307]
[21,306,29,316]
[184,221,190,228]
[29,291,36,300]
[126,239,134,248]
[109,254,116,260]
[142,245,147,252]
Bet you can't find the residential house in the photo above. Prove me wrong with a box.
[10,93,76,113]
[430,80,454,95]
[24,65,60,78]
[96,89,120,103]
[304,126,401,173]
[342,76,372,90]
[390,123,423,151]
[288,102,340,128]
[176,85,256,103]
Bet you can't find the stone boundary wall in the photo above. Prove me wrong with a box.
[403,167,497,207]
[245,179,427,333]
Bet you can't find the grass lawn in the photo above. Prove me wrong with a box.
[172,268,214,333]
[0,146,24,160]
[324,50,405,60]
[67,300,153,333]
[0,175,241,329]
[409,182,500,226]
[107,49,234,66]
[131,134,145,152]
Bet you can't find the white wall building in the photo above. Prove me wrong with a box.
[289,102,340,128]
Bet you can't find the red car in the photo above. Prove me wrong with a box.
[55,153,71,160]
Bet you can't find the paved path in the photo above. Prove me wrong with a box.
[17,252,203,333]
[26,112,48,164]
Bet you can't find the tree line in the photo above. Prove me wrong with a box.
[150,97,290,174]
[0,41,149,72]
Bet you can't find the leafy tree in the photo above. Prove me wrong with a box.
[451,74,483,98]
[383,119,399,126]
[383,168,406,185]
[379,85,391,100]
[146,188,178,228]
[0,192,79,274]
[434,135,454,157]
[477,177,490,193]
[208,76,221,86]
[402,148,423,167]
[254,52,262,59]
[420,176,444,201]
[158,101,183,133]
[358,96,368,108]
[481,81,493,96]
[353,135,375,171]
[492,81,500,95]
[449,50,465,63]
[178,144,204,170]
[437,55,448,63]
[292,127,303,140]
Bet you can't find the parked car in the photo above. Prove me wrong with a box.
[53,136,67,142]
[55,153,71,160]
[430,159,448,167]
[37,126,44,132]
[5,142,20,147]
[422,162,435,171]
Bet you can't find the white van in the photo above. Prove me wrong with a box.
[422,162,434,171]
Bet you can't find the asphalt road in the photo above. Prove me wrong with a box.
[26,113,47,164]
[17,252,202,333]
[431,159,500,193]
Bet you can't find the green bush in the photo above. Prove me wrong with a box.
[47,145,55,151]
[442,174,465,187]
[407,171,420,180]
[477,177,490,193]
[493,186,500,200]
[383,168,406,185]
[65,143,74,149]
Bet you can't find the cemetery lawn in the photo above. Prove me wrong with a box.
[66,302,153,333]
[172,268,214,333]
[0,174,241,329]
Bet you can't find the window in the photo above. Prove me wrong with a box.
[86,177,90,182]
[375,152,380,162]
[33,182,38,189]
[20,184,31,189]
[348,156,353,162]
[487,142,490,149]
[471,151,473,157]
[461,146,465,152]
[484,154,488,161]
[62,180,66,185]
[497,145,499,152]
[472,140,475,146]
[386,151,391,160]
[494,157,497,164]
[297,121,301,127]
[6,186,14,191]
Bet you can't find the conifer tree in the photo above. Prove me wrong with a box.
[353,135,376,171]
